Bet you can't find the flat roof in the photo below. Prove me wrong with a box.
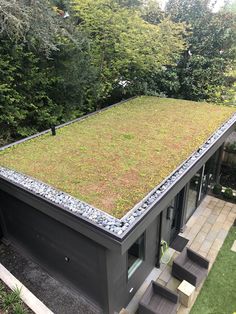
[0,96,235,218]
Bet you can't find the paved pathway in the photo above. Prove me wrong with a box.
[157,195,236,314]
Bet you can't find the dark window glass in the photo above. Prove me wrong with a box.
[128,234,144,279]
[205,150,219,183]
[186,170,201,220]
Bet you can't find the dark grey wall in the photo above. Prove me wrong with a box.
[0,220,2,238]
[105,216,160,313]
[0,187,162,313]
[0,190,109,312]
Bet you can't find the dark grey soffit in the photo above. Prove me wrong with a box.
[0,104,235,242]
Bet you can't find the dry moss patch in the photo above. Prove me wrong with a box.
[0,97,235,218]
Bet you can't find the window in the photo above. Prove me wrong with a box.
[127,233,145,279]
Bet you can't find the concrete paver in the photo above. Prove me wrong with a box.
[159,265,172,283]
[205,230,217,242]
[166,277,180,291]
[217,229,228,241]
[201,222,212,233]
[199,240,212,253]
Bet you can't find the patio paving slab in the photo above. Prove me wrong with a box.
[166,277,180,291]
[199,240,212,253]
[217,229,228,241]
[205,230,218,242]
[207,214,218,224]
[159,265,172,283]
[201,222,212,233]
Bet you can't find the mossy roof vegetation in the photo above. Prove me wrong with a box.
[0,97,235,218]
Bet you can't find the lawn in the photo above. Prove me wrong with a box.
[191,226,236,314]
[0,96,235,218]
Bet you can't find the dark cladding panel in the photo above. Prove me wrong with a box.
[0,190,108,312]
[105,216,160,313]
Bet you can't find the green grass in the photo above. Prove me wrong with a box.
[191,226,236,314]
[0,96,235,218]
[0,281,27,314]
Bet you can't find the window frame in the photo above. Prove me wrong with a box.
[127,232,145,280]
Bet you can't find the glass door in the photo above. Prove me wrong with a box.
[199,164,209,202]
[170,193,182,243]
[186,169,202,221]
[186,157,219,222]
[161,189,184,245]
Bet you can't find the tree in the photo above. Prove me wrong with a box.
[0,0,73,56]
[141,0,165,24]
[165,0,236,101]
[47,38,100,117]
[72,0,186,104]
[138,0,184,97]
[0,0,187,145]
[0,0,99,144]
[114,0,143,7]
[0,39,60,142]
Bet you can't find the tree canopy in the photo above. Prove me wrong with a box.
[0,0,235,145]
[72,0,186,102]
[165,0,236,101]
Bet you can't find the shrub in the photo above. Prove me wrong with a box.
[224,142,236,154]
[223,188,234,200]
[213,184,222,195]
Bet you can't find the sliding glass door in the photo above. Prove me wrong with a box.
[186,169,202,221]
[186,158,215,222]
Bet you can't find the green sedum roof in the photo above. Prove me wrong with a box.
[0,96,235,218]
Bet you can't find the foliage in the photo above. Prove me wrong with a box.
[0,39,61,142]
[0,33,101,143]
[165,0,236,101]
[141,0,165,25]
[0,0,74,56]
[140,0,184,97]
[223,187,234,199]
[115,0,143,7]
[220,164,236,190]
[72,0,186,104]
[213,180,235,202]
[47,37,99,118]
[213,183,222,195]
[0,282,27,314]
[0,97,234,218]
[225,141,236,153]
[0,0,235,148]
